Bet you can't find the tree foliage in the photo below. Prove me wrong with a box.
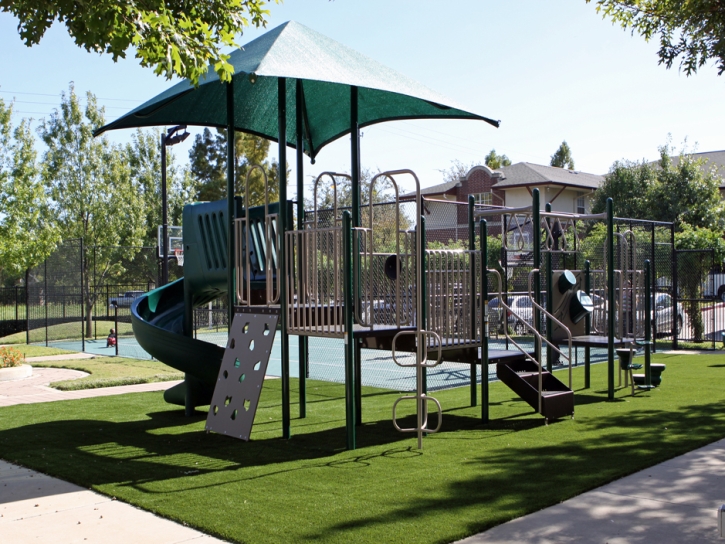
[484,149,511,170]
[0,99,59,279]
[550,141,575,170]
[39,84,145,334]
[1,0,276,85]
[588,0,725,75]
[189,127,279,206]
[124,128,196,247]
[592,143,725,230]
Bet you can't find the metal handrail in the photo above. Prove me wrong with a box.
[528,270,573,392]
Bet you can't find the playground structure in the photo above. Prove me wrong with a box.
[130,157,674,450]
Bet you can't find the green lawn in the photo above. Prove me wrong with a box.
[30,356,183,390]
[0,353,724,543]
[6,344,75,357]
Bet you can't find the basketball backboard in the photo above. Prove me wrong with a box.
[158,225,183,258]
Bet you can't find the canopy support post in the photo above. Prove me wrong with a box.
[226,80,235,334]
[296,79,308,419]
[279,77,291,439]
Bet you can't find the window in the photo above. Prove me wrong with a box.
[576,195,586,214]
[474,192,492,206]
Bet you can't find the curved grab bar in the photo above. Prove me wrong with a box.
[391,330,442,368]
[392,395,443,434]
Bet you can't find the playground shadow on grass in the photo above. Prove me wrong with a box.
[0,402,517,494]
[302,401,725,541]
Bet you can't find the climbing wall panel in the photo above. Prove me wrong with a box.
[205,310,278,440]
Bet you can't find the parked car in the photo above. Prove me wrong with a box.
[108,291,145,308]
[651,292,684,337]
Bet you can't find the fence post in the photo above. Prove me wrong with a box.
[81,238,85,353]
[45,258,48,347]
[114,302,119,357]
[25,269,29,345]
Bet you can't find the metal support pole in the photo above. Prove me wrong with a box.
[25,269,29,345]
[161,134,169,286]
[295,79,308,419]
[468,196,476,406]
[114,302,119,357]
[355,338,362,426]
[80,238,85,353]
[278,77,291,440]
[532,189,541,364]
[671,222,678,349]
[584,260,591,389]
[421,215,427,396]
[226,81,236,332]
[44,258,48,347]
[644,260,652,386]
[481,219,489,422]
[607,198,615,400]
[545,202,553,372]
[342,211,356,450]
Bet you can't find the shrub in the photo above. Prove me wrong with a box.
[0,346,24,368]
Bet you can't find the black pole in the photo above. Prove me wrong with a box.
[278,77,291,440]
[671,221,678,349]
[114,302,119,357]
[481,219,489,422]
[468,196,476,406]
[584,260,591,389]
[80,238,85,353]
[226,81,236,332]
[161,132,169,286]
[25,269,29,345]
[296,79,308,419]
[44,258,48,347]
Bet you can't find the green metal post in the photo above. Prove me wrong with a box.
[607,198,615,400]
[226,80,236,333]
[545,202,553,372]
[532,189,541,364]
[468,196,477,406]
[644,259,652,387]
[421,215,427,395]
[295,79,307,419]
[278,78,291,438]
[584,260,591,389]
[342,211,356,450]
[481,219,489,422]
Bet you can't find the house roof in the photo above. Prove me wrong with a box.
[494,163,604,190]
[401,179,460,198]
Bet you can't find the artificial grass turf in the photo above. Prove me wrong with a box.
[10,344,75,357]
[0,353,724,543]
[30,356,183,390]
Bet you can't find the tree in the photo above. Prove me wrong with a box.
[1,0,275,85]
[125,129,196,246]
[587,0,725,75]
[550,141,575,170]
[189,127,280,205]
[675,224,725,341]
[592,143,725,229]
[439,160,477,185]
[590,158,657,219]
[0,99,59,282]
[40,84,145,336]
[484,149,511,170]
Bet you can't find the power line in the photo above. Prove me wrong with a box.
[0,89,143,103]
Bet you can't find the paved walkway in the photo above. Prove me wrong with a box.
[0,460,226,543]
[458,438,725,543]
[0,367,181,408]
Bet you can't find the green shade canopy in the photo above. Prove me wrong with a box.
[96,21,499,158]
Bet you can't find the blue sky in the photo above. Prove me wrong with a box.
[2,0,724,197]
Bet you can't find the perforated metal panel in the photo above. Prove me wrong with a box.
[205,311,278,440]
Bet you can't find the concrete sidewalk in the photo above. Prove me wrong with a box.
[0,460,226,543]
[0,366,181,408]
[458,438,725,543]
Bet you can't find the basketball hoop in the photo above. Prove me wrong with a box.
[174,248,184,266]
